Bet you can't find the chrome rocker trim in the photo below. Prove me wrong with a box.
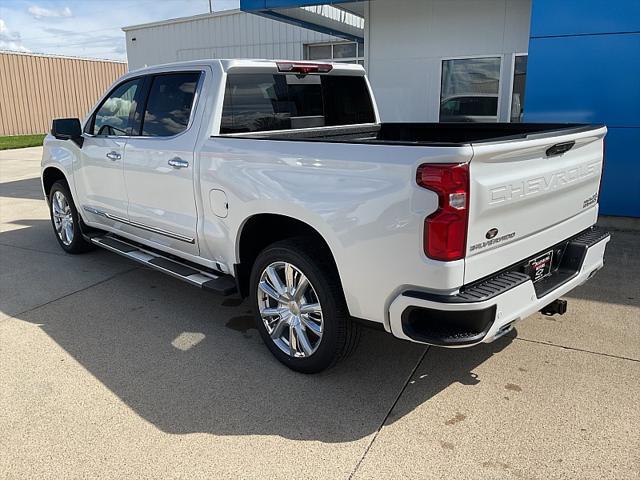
[83,206,195,244]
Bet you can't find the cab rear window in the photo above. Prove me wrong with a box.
[220,73,375,134]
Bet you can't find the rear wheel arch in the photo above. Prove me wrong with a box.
[235,213,343,299]
[249,237,360,373]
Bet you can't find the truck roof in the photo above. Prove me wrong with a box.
[127,58,365,76]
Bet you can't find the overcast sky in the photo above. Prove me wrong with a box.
[0,0,240,61]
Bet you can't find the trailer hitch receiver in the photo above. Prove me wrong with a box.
[540,299,568,316]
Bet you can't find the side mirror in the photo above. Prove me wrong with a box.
[51,118,83,147]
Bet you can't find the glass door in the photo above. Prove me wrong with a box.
[439,56,502,122]
[510,55,528,122]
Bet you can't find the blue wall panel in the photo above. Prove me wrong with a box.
[530,0,640,37]
[241,0,364,40]
[525,33,640,127]
[598,128,640,217]
[241,0,357,11]
[525,0,640,217]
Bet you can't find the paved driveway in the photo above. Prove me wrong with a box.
[1,147,638,479]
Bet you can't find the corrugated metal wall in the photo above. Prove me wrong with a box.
[124,10,341,70]
[0,52,127,136]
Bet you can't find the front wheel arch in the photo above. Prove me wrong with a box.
[42,166,68,200]
[47,180,94,254]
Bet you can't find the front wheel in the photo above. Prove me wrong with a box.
[48,180,93,254]
[249,238,360,373]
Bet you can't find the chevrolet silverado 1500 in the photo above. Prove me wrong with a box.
[42,60,610,372]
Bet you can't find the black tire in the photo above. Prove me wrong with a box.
[249,237,360,374]
[48,180,93,254]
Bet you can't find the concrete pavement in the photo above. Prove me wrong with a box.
[1,147,638,479]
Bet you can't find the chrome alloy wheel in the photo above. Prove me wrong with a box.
[52,190,74,246]
[257,261,324,358]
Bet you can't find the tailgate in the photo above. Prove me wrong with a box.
[465,126,606,283]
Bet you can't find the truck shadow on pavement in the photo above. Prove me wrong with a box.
[0,177,45,200]
[3,219,521,442]
[3,214,638,444]
[563,231,639,307]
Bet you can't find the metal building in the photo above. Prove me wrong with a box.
[0,51,126,136]
[239,0,639,218]
[121,0,638,218]
[122,9,364,71]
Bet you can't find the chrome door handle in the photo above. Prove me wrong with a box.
[106,151,121,161]
[168,158,189,169]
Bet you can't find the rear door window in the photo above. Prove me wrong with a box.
[141,72,201,137]
[221,73,375,133]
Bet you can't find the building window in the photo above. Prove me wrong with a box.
[333,43,357,59]
[439,56,501,122]
[304,41,364,66]
[307,44,332,61]
[510,55,527,122]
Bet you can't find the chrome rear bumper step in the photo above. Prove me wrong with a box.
[89,234,237,296]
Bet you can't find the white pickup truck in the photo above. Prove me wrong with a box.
[42,59,610,372]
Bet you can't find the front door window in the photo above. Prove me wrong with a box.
[91,78,142,136]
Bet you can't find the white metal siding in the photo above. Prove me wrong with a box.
[366,0,531,122]
[125,10,341,70]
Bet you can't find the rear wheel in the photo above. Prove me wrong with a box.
[249,238,360,373]
[48,180,93,254]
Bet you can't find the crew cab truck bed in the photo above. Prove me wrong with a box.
[231,121,598,145]
[42,59,610,372]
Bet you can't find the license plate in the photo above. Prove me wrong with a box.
[527,250,554,283]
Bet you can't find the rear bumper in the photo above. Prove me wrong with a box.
[388,227,610,347]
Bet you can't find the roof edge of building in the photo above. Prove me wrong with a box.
[122,9,243,32]
[0,49,127,64]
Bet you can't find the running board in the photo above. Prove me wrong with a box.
[90,234,237,296]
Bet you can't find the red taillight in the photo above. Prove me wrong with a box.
[417,163,470,261]
[276,62,333,74]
